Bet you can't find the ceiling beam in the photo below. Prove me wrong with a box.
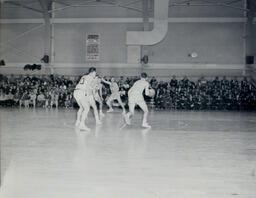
[121,0,141,7]
[4,1,43,13]
[200,0,248,12]
[101,0,143,12]
[169,0,249,12]
[226,0,243,5]
[0,24,44,47]
[49,0,143,13]
[52,0,71,6]
[48,0,96,13]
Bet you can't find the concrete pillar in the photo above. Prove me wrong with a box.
[246,2,255,56]
[142,0,150,65]
[245,0,256,79]
[38,0,53,74]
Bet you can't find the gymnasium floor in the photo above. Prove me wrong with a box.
[0,108,256,198]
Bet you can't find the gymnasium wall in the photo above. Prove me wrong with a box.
[249,24,256,82]
[0,0,248,77]
[0,24,44,62]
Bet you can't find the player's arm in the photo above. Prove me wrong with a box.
[145,83,150,96]
[101,78,111,86]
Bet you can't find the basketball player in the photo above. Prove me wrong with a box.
[124,72,151,128]
[93,76,105,118]
[73,67,101,131]
[101,77,126,114]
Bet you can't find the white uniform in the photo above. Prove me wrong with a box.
[74,75,94,107]
[94,81,103,102]
[124,78,150,127]
[109,82,121,100]
[75,75,94,93]
[128,79,149,106]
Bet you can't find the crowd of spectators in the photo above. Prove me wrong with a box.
[0,74,255,111]
[0,74,76,108]
[153,76,256,111]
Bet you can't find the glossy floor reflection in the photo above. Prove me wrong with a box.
[0,108,256,198]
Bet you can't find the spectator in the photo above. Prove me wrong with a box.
[170,75,178,89]
[37,92,47,107]
[50,90,59,108]
[20,91,30,108]
[29,91,37,108]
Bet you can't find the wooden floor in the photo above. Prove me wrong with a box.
[0,108,256,198]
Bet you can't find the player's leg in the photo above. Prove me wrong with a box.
[76,101,84,126]
[90,96,101,125]
[74,91,83,127]
[137,100,151,128]
[95,95,104,118]
[97,97,105,118]
[106,94,114,112]
[79,98,91,131]
[124,99,135,125]
[99,100,104,117]
[116,95,126,114]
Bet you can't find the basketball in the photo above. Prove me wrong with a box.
[148,88,156,97]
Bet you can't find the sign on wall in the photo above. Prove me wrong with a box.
[86,34,100,61]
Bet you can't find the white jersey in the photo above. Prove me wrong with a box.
[128,79,149,97]
[94,81,102,91]
[93,80,102,99]
[110,82,119,94]
[75,75,94,95]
